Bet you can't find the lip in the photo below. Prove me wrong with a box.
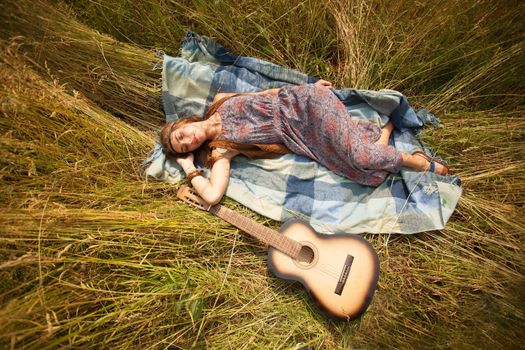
[192,134,198,144]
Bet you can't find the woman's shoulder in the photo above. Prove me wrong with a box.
[213,92,239,104]
[210,147,239,160]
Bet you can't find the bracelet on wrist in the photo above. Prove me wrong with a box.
[186,169,203,184]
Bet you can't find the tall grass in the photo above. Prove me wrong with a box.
[1,1,164,130]
[1,0,524,349]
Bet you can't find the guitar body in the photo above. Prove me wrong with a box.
[268,219,379,320]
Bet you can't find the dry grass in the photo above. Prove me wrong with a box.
[0,0,524,349]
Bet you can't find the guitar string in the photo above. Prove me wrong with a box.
[244,217,364,281]
[290,249,338,278]
[237,213,358,280]
[304,259,354,281]
[304,258,349,280]
[182,191,362,282]
[198,208,360,293]
[211,201,364,281]
[298,244,376,281]
[313,265,340,280]
[283,257,340,280]
[270,229,360,280]
[295,249,343,279]
[276,242,350,280]
[284,248,348,280]
[292,238,369,280]
[266,239,344,279]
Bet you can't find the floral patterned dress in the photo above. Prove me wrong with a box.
[216,84,403,186]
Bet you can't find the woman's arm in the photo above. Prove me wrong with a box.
[176,149,239,205]
[213,88,280,103]
[254,88,280,95]
[314,79,332,88]
[213,92,238,103]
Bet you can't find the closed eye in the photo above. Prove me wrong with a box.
[173,132,183,152]
[178,133,187,152]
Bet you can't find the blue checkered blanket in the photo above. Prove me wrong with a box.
[145,32,462,234]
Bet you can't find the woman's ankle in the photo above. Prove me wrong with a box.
[401,152,429,171]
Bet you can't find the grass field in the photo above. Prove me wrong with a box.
[0,0,524,349]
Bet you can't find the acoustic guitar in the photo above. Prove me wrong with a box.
[176,186,379,320]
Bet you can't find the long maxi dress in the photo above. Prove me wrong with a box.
[216,84,403,187]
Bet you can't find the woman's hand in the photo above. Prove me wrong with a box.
[176,153,195,173]
[315,79,333,88]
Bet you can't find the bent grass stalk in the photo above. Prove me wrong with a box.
[0,0,524,349]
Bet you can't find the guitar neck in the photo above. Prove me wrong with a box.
[209,205,302,259]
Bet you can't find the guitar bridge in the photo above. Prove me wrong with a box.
[334,254,354,295]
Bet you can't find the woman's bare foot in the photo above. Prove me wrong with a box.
[400,151,450,175]
[412,152,449,176]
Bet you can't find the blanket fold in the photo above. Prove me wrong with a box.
[145,31,461,234]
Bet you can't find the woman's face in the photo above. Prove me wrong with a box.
[169,122,206,153]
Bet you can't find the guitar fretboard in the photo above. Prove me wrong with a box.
[210,205,302,259]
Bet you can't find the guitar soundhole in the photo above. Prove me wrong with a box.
[297,245,315,265]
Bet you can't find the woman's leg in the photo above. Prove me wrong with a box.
[374,122,449,176]
[400,152,449,175]
[375,122,394,146]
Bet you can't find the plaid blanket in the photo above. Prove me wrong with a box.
[145,32,462,234]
